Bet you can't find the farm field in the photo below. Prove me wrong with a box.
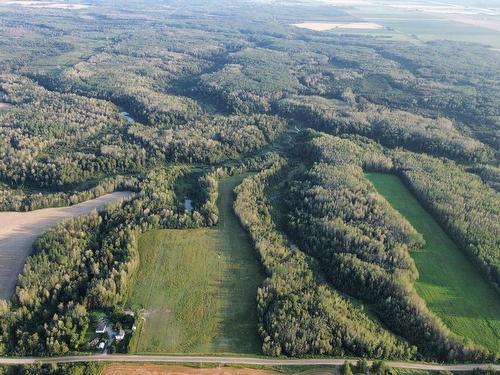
[100,364,342,375]
[291,22,383,31]
[366,172,500,353]
[127,175,264,354]
[0,191,133,300]
[101,364,282,375]
[343,2,500,47]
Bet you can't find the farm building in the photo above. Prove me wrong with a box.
[95,322,107,334]
[115,329,126,341]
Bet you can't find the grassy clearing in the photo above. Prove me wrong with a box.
[366,172,500,353]
[127,175,264,354]
[348,5,500,47]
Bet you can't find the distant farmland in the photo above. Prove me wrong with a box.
[0,191,133,300]
[367,172,500,352]
[127,175,264,354]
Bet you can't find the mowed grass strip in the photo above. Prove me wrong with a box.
[127,175,264,354]
[366,173,500,353]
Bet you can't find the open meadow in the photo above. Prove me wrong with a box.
[127,175,264,354]
[366,173,500,353]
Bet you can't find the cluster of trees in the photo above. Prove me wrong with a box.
[0,74,148,189]
[467,164,500,192]
[0,72,285,196]
[304,130,500,292]
[264,36,499,149]
[284,133,491,361]
[0,362,102,375]
[199,47,303,113]
[275,96,491,162]
[393,151,500,289]
[341,360,397,375]
[0,166,220,355]
[0,209,136,355]
[128,114,285,164]
[234,156,415,359]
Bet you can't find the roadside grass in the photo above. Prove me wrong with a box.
[127,175,264,354]
[366,172,500,353]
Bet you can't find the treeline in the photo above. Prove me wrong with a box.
[0,166,219,355]
[393,152,500,289]
[0,176,140,212]
[275,96,491,163]
[33,48,207,129]
[0,362,102,375]
[285,133,492,361]
[234,157,415,359]
[306,131,500,291]
[199,47,303,114]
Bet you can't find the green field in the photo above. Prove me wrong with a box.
[366,173,500,352]
[348,4,500,48]
[127,175,264,354]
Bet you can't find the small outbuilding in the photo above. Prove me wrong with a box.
[98,342,105,350]
[115,329,126,341]
[95,322,107,334]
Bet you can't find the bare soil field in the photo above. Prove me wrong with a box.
[0,191,132,300]
[101,364,336,375]
[292,22,383,31]
[101,364,279,375]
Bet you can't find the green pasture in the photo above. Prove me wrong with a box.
[127,175,264,354]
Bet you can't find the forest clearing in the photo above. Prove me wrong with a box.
[127,176,263,354]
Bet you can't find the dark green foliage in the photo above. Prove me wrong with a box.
[371,361,396,375]
[0,75,148,189]
[355,359,368,374]
[275,96,491,162]
[234,157,414,359]
[0,175,140,212]
[341,361,353,375]
[284,134,491,361]
[467,165,500,192]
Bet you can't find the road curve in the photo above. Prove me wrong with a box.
[0,355,497,372]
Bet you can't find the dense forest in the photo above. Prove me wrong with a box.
[284,133,491,361]
[234,156,414,359]
[0,0,498,364]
